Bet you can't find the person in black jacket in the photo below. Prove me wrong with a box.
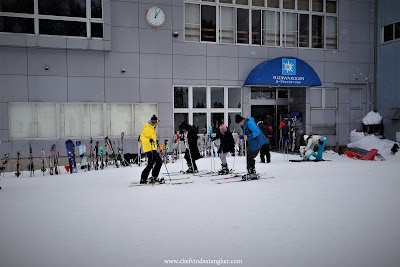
[257,120,272,163]
[211,125,235,174]
[180,122,201,173]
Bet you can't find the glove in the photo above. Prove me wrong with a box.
[149,139,155,145]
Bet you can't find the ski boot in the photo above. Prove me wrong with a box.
[139,178,148,184]
[242,167,259,181]
[153,177,165,184]
[185,164,198,174]
[218,164,230,175]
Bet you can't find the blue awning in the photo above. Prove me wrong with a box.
[244,57,322,86]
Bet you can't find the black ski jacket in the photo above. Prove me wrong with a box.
[212,130,235,154]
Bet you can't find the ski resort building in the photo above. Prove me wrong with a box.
[0,0,381,163]
[376,0,400,142]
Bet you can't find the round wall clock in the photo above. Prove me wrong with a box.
[146,6,165,27]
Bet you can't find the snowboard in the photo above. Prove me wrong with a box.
[65,140,78,173]
[289,159,331,162]
[79,143,87,169]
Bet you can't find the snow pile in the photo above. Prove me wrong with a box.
[348,129,399,160]
[362,111,382,125]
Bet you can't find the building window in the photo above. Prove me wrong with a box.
[0,0,103,38]
[310,88,323,108]
[262,10,280,46]
[83,104,103,137]
[252,9,262,45]
[310,88,337,109]
[174,87,189,109]
[173,86,242,135]
[193,87,207,108]
[228,87,242,108]
[251,88,276,99]
[237,8,249,44]
[185,3,200,42]
[61,104,82,138]
[133,104,158,136]
[211,87,224,108]
[201,5,216,42]
[9,102,156,140]
[9,103,34,139]
[184,0,337,49]
[35,103,57,138]
[382,21,400,44]
[220,6,235,44]
[284,12,298,47]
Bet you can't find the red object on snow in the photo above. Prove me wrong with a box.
[361,149,378,161]
[65,166,70,172]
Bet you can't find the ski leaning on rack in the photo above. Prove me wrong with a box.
[0,142,13,177]
[27,142,34,177]
[15,151,21,177]
[105,137,119,168]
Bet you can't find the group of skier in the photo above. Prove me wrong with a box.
[139,114,328,184]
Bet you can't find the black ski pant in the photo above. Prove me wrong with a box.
[141,150,162,182]
[260,144,271,163]
[246,142,261,171]
[184,149,198,170]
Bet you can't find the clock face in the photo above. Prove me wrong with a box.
[146,6,165,27]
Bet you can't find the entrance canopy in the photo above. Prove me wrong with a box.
[244,57,322,86]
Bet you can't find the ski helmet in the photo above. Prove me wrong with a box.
[303,135,309,141]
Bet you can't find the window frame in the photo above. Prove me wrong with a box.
[0,0,104,39]
[382,20,400,44]
[173,85,242,135]
[309,87,337,110]
[8,102,157,140]
[184,0,338,50]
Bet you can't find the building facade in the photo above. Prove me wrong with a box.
[0,0,376,160]
[377,0,400,142]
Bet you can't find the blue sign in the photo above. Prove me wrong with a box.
[244,57,322,87]
[282,58,296,75]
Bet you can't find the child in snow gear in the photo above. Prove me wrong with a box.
[211,125,235,175]
[303,134,328,161]
[236,114,268,180]
[140,115,164,184]
[180,122,201,173]
[257,119,272,163]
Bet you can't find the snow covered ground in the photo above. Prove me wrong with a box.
[1,138,400,267]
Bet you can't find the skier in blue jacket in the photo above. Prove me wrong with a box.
[235,114,268,179]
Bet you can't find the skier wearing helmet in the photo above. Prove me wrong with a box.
[211,124,235,175]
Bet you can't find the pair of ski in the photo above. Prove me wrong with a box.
[129,176,192,187]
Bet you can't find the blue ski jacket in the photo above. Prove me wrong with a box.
[239,117,268,152]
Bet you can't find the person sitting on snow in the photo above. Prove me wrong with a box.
[211,125,235,175]
[303,134,328,161]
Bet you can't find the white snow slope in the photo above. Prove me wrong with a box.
[1,143,399,267]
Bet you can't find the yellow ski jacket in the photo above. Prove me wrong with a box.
[140,122,157,152]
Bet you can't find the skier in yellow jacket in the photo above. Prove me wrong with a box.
[139,115,163,184]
